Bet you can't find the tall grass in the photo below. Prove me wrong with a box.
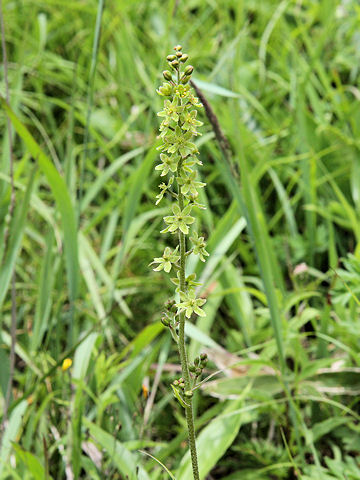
[0,1,360,478]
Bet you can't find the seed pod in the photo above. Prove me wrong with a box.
[184,390,193,398]
[184,65,194,75]
[167,54,177,62]
[163,70,172,81]
[174,45,182,51]
[180,54,188,63]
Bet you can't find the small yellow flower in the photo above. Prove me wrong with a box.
[142,384,149,399]
[62,358,72,372]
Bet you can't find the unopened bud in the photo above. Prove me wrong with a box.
[200,353,208,361]
[176,51,183,58]
[179,382,185,389]
[179,378,184,384]
[180,74,190,84]
[163,70,172,81]
[167,54,177,62]
[184,390,193,398]
[180,54,188,63]
[189,364,196,373]
[184,65,194,75]
[161,316,170,327]
[158,83,172,96]
[171,60,179,68]
[174,45,182,51]
[173,379,179,386]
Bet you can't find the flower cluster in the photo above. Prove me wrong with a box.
[153,45,209,325]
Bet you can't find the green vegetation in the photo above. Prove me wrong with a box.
[0,1,360,479]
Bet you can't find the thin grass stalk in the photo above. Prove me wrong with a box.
[0,0,16,441]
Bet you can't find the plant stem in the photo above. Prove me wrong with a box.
[177,161,200,480]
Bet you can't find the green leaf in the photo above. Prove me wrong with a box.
[0,400,28,476]
[177,399,254,479]
[84,419,150,480]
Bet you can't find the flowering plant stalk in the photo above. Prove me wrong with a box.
[152,46,209,480]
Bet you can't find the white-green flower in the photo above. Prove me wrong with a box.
[177,170,206,197]
[161,204,195,235]
[150,246,180,273]
[176,290,206,318]
[155,153,179,177]
[189,232,209,261]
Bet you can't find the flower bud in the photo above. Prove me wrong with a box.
[167,54,177,62]
[161,316,170,327]
[195,367,202,376]
[165,299,176,309]
[171,60,179,69]
[200,358,208,367]
[184,65,194,75]
[184,390,193,398]
[179,382,185,389]
[200,353,207,361]
[174,45,182,51]
[189,364,196,373]
[180,54,188,63]
[173,379,179,386]
[179,377,184,384]
[176,51,183,58]
[163,70,172,81]
[157,83,172,96]
[180,74,190,84]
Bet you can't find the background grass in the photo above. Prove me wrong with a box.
[1,0,360,478]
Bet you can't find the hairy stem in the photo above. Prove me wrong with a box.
[177,159,200,480]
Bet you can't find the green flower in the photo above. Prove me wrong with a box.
[150,246,180,273]
[177,170,206,197]
[181,110,203,133]
[155,176,174,205]
[155,153,179,177]
[189,232,209,262]
[161,204,194,234]
[156,82,173,97]
[171,272,201,293]
[157,99,183,123]
[166,126,198,157]
[187,93,202,107]
[176,290,206,318]
[174,84,190,99]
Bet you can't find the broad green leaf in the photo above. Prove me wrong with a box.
[177,399,254,479]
